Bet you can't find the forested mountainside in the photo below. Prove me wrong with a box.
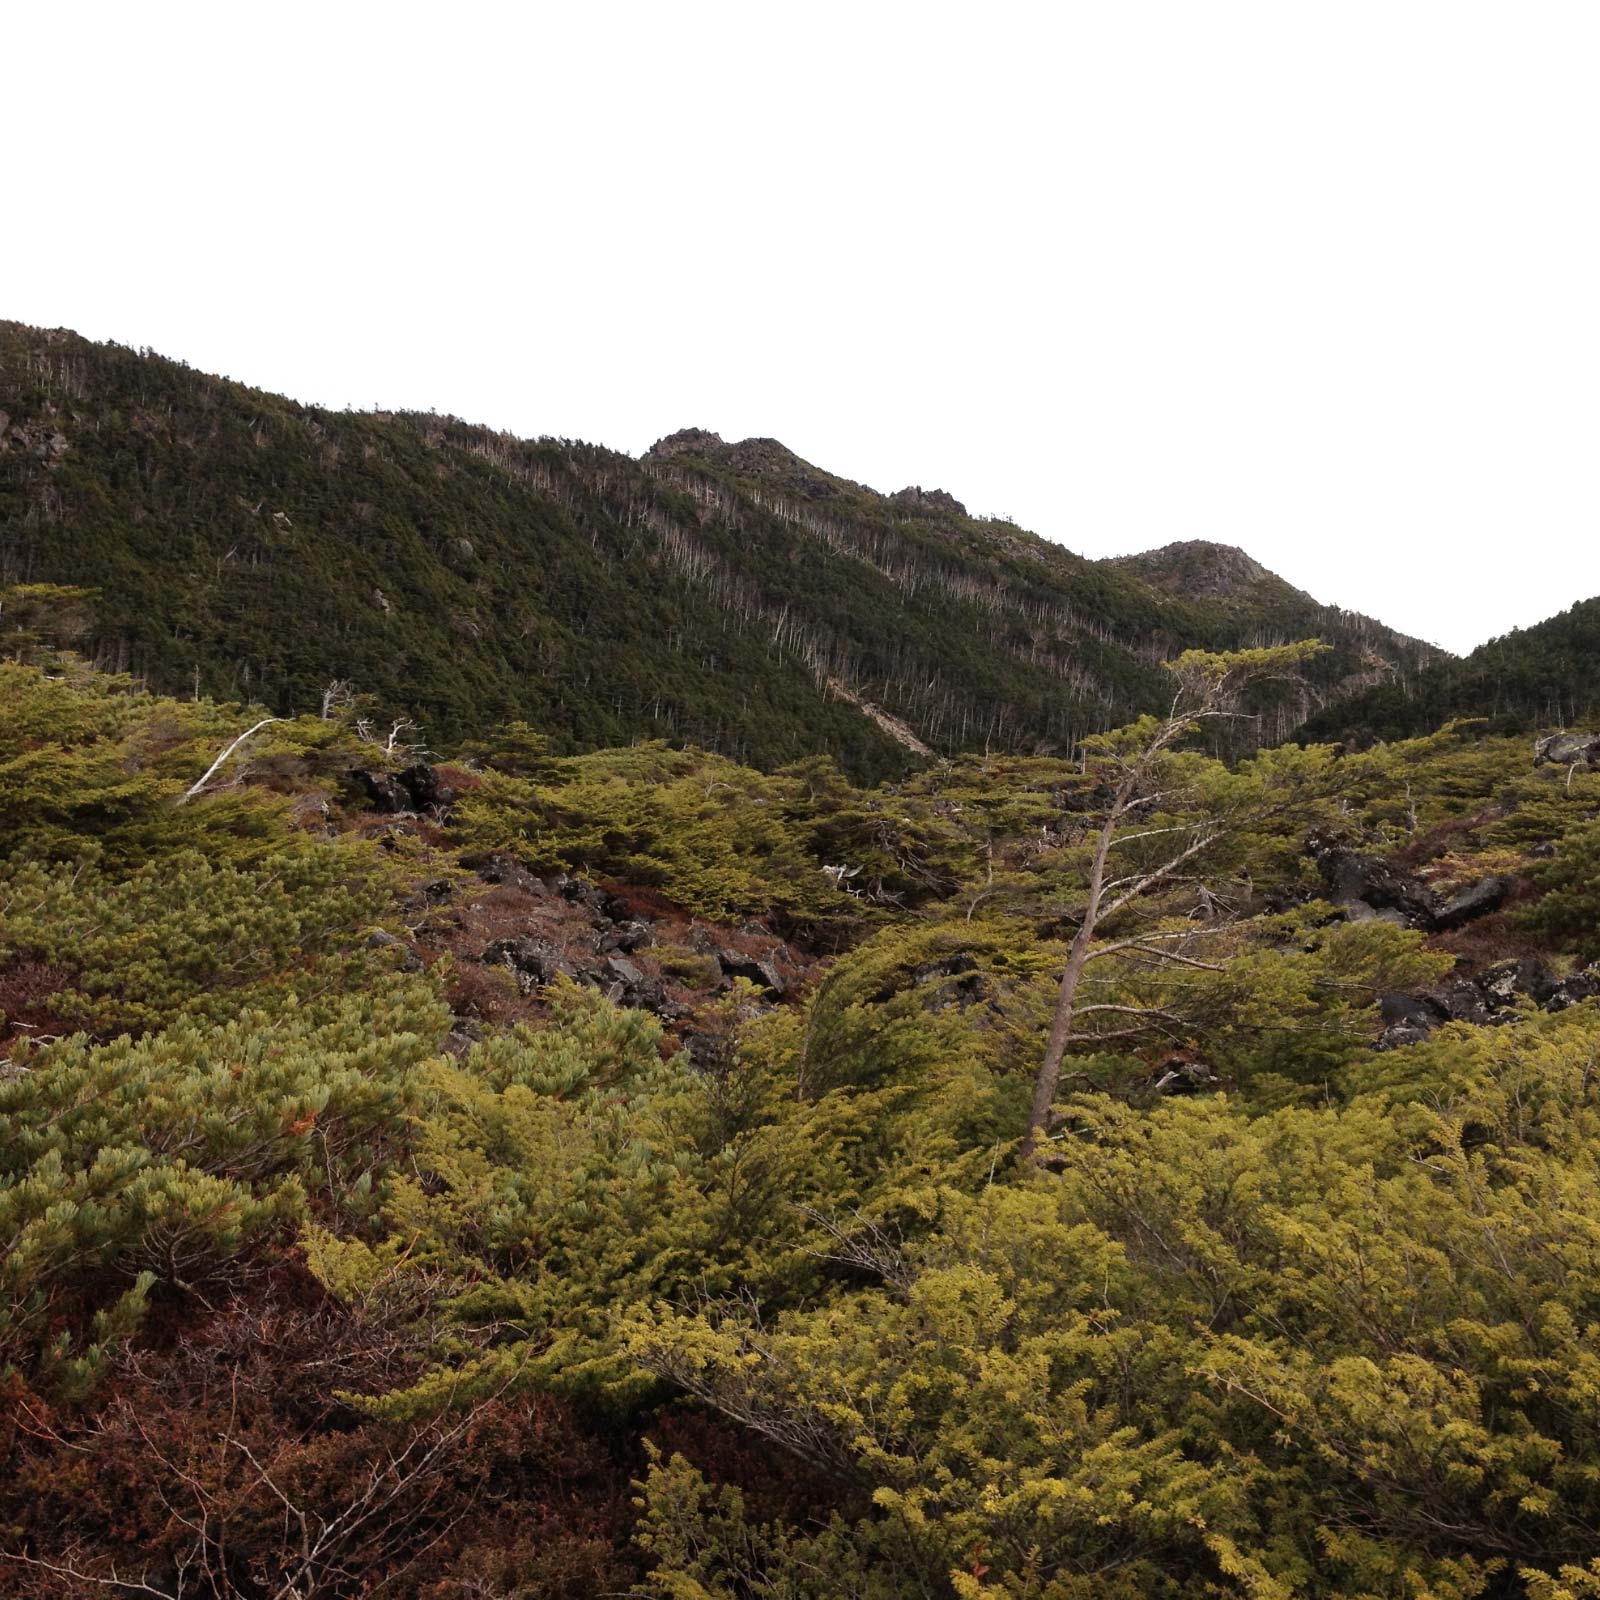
[0,321,1437,780]
[8,594,1600,1595]
[1300,594,1600,747]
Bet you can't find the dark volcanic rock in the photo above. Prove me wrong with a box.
[1475,958,1557,1010]
[1147,1055,1219,1095]
[1547,966,1600,1011]
[1375,1020,1435,1052]
[598,920,653,954]
[351,769,414,813]
[601,955,645,987]
[471,854,543,894]
[351,762,455,814]
[596,955,670,1014]
[1373,992,1449,1051]
[1308,832,1438,928]
[1434,979,1493,1026]
[1434,875,1513,930]
[1380,992,1449,1029]
[399,762,455,808]
[911,952,988,1010]
[1376,957,1592,1049]
[716,948,786,998]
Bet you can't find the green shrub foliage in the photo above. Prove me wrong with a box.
[6,634,1600,1596]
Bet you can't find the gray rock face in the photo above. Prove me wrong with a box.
[1534,731,1600,771]
[481,937,577,990]
[1434,875,1513,930]
[890,485,969,517]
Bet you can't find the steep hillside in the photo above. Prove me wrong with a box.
[1,321,1437,775]
[1299,595,1600,746]
[10,637,1600,1593]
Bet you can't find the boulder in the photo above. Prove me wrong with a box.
[481,937,578,990]
[364,929,422,972]
[911,951,988,1010]
[1534,731,1600,771]
[471,853,544,893]
[597,955,669,1014]
[601,955,646,988]
[1375,957,1597,1049]
[552,873,607,910]
[351,769,414,813]
[1543,966,1600,1012]
[1372,992,1450,1050]
[1433,979,1494,1026]
[1307,833,1438,928]
[1379,992,1449,1029]
[1434,875,1513,930]
[1342,902,1411,927]
[1375,1020,1435,1052]
[1474,957,1557,1011]
[350,762,455,814]
[399,763,456,808]
[1147,1055,1219,1095]
[598,920,653,954]
[716,947,787,998]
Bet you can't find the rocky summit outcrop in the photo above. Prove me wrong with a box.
[889,485,968,517]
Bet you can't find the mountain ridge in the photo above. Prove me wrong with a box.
[1,319,1443,773]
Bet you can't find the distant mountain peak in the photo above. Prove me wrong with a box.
[645,428,727,459]
[643,430,848,501]
[889,485,968,518]
[1111,540,1296,603]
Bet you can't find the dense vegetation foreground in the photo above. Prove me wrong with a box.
[7,597,1600,1597]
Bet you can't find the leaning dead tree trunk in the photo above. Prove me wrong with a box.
[1026,773,1133,1154]
[1021,644,1325,1164]
[177,716,281,804]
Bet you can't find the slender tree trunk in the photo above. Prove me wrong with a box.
[1023,782,1128,1160]
[177,716,280,804]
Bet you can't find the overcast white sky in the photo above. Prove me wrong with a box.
[8,2,1598,654]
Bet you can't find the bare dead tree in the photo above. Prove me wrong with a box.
[1022,645,1326,1163]
[176,718,281,806]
